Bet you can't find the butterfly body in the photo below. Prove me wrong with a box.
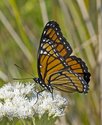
[33,77,53,93]
[34,21,91,94]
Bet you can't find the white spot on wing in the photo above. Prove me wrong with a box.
[84,89,86,92]
[84,85,87,88]
[46,23,49,26]
[44,31,46,34]
[43,39,46,42]
[49,42,51,44]
[79,77,82,80]
[40,50,43,54]
[60,58,63,61]
[41,44,43,47]
[52,25,55,27]
[43,51,47,54]
[56,53,59,56]
[46,39,49,42]
[57,32,59,35]
[82,81,84,84]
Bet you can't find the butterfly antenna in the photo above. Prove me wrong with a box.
[14,64,34,77]
[13,77,34,80]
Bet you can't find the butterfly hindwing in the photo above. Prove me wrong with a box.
[48,69,89,93]
[65,56,91,83]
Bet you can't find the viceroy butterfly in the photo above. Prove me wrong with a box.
[33,21,91,94]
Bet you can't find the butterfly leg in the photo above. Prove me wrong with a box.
[35,89,46,104]
[36,89,45,99]
[51,89,54,100]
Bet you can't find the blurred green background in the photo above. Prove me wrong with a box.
[0,0,101,125]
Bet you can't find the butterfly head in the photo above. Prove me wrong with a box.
[33,78,40,83]
[33,77,53,93]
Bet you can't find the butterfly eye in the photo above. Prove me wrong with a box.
[33,78,39,83]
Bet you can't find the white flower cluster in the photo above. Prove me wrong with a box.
[0,82,68,120]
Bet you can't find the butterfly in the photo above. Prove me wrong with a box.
[33,21,91,94]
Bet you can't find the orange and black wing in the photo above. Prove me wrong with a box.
[65,56,91,83]
[38,21,72,81]
[38,54,89,93]
[38,54,65,85]
[48,69,89,93]
[38,21,72,57]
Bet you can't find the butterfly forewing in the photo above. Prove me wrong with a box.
[38,21,72,80]
[39,21,72,57]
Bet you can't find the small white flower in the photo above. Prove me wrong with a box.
[0,82,68,120]
[34,91,68,117]
[0,102,3,119]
